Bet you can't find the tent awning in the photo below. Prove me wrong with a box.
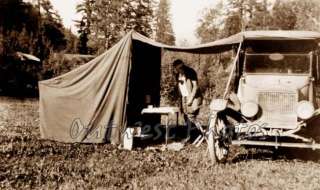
[133,30,320,53]
[132,31,241,53]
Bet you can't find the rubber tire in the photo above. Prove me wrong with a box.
[208,113,229,163]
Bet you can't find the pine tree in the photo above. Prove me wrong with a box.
[76,0,94,54]
[196,2,225,43]
[155,0,175,45]
[271,0,297,30]
[76,0,154,53]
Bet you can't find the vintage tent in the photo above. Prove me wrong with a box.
[39,30,320,144]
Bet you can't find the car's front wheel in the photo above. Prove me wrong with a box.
[208,113,229,163]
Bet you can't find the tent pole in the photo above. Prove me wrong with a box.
[223,42,242,99]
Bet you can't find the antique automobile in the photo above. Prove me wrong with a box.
[207,31,320,163]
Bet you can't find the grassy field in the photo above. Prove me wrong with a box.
[1,97,320,189]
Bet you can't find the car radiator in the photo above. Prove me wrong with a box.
[258,90,298,129]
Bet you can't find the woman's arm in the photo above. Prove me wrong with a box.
[187,80,198,105]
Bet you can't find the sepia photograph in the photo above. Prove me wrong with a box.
[1,0,320,189]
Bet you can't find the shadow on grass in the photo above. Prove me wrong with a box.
[133,123,320,163]
[132,124,203,149]
[230,146,320,163]
[230,117,320,163]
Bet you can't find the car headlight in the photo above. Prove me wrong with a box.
[296,100,314,120]
[241,101,259,118]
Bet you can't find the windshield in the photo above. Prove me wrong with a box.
[245,53,311,74]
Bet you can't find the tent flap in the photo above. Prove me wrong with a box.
[39,32,133,143]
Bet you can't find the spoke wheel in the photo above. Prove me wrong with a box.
[207,113,229,163]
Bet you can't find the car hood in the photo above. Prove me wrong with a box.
[238,74,311,103]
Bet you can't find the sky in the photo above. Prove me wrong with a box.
[170,0,217,45]
[49,0,218,45]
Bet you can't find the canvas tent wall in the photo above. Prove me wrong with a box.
[39,30,320,144]
[39,31,165,144]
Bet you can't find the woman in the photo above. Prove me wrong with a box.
[172,59,203,142]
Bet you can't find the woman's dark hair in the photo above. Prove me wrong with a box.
[172,59,184,68]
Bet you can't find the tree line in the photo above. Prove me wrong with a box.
[76,0,175,54]
[0,0,76,96]
[0,0,174,96]
[1,0,320,97]
[196,0,320,43]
